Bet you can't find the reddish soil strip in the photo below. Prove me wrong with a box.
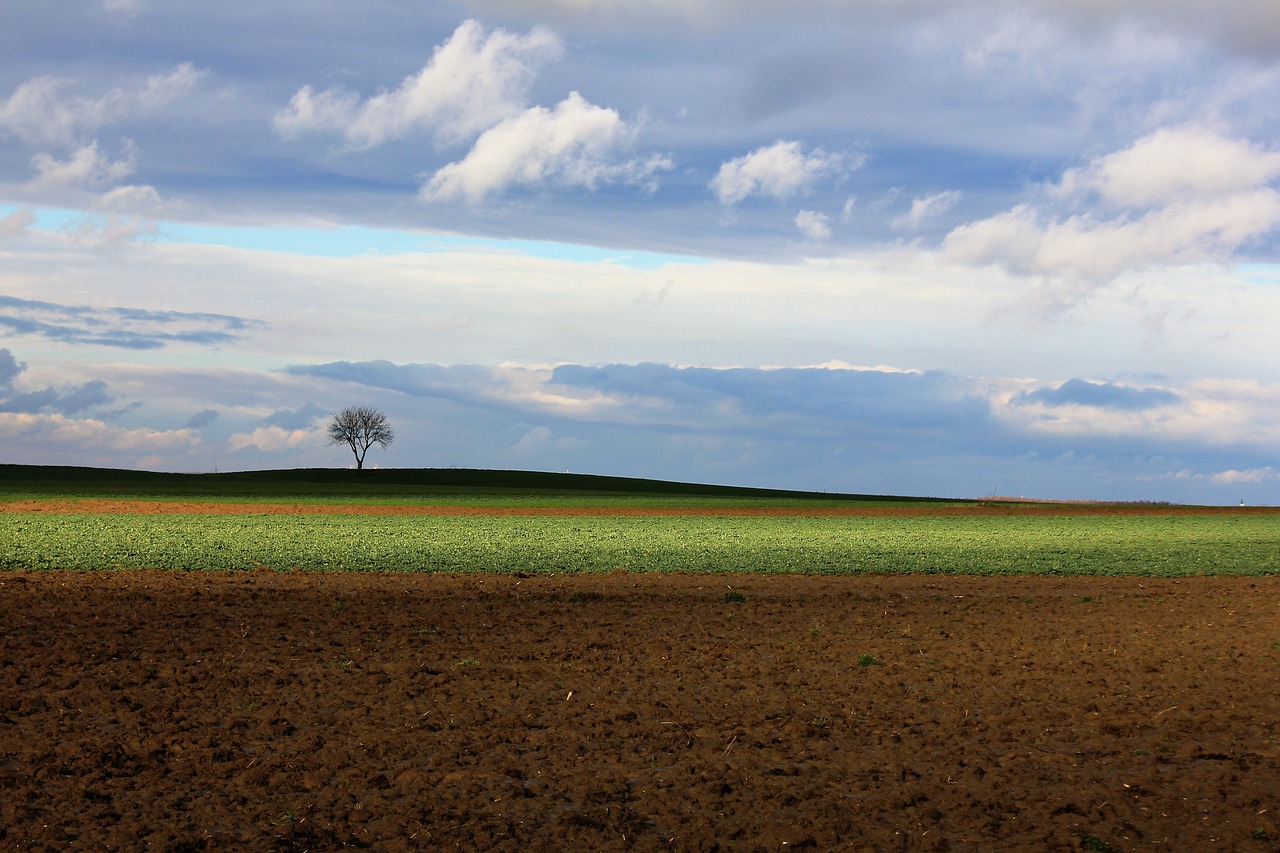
[3,499,1278,516]
[1,569,1277,850]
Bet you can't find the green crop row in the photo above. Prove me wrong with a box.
[3,513,1277,575]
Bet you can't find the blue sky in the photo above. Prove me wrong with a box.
[2,1,1280,502]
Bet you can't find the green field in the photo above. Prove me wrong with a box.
[2,465,1277,576]
[3,512,1278,576]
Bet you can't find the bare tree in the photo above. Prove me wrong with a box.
[327,406,394,471]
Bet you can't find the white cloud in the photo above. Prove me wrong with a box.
[17,141,168,221]
[794,209,831,241]
[0,77,109,146]
[97,184,166,215]
[1210,466,1278,484]
[228,425,318,453]
[69,215,159,247]
[102,0,144,14]
[710,141,849,206]
[0,209,35,236]
[893,190,962,230]
[136,63,205,110]
[942,126,1280,286]
[506,424,586,461]
[276,22,668,202]
[272,87,360,141]
[422,92,668,201]
[0,411,199,455]
[273,20,561,149]
[945,193,1280,281]
[25,142,135,192]
[1055,125,1280,208]
[993,374,1280,448]
[0,64,202,147]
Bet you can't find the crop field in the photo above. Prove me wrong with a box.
[3,464,1278,577]
[3,511,1279,575]
[3,465,1278,850]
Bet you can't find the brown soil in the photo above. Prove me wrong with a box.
[1,504,1278,850]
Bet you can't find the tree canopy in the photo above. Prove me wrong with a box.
[327,406,394,471]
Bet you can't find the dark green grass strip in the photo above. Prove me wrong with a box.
[0,464,949,506]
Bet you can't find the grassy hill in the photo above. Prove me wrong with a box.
[0,464,948,505]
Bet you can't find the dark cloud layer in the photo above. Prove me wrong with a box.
[0,347,115,415]
[278,357,1276,501]
[1015,378,1180,411]
[288,360,509,411]
[0,295,262,350]
[551,363,996,436]
[264,403,329,431]
[184,408,219,429]
[293,358,1006,453]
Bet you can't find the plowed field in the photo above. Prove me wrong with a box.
[1,502,1277,851]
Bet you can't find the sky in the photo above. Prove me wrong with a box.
[2,1,1280,503]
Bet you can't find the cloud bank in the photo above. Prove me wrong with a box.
[2,5,1279,502]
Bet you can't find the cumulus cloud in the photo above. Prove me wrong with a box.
[1055,126,1280,207]
[0,410,201,471]
[273,20,561,149]
[95,183,166,215]
[942,125,1280,290]
[12,123,173,216]
[893,190,962,230]
[794,210,831,241]
[228,425,317,453]
[25,141,135,193]
[276,20,667,201]
[0,64,202,146]
[20,140,169,223]
[711,141,849,206]
[0,77,111,147]
[136,63,203,109]
[1209,466,1278,484]
[422,92,669,201]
